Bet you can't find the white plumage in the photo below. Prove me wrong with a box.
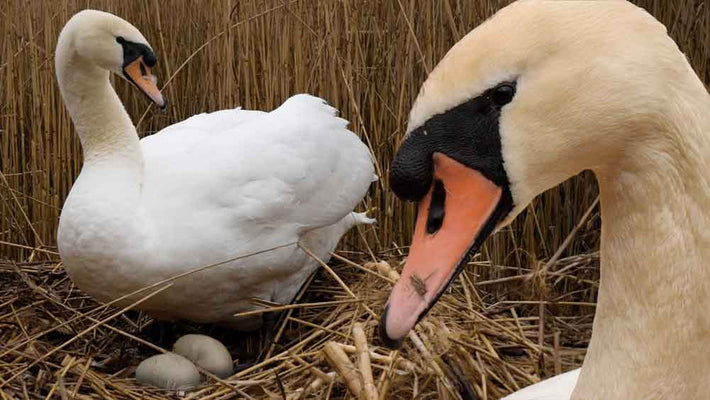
[55,10,375,329]
[501,369,579,400]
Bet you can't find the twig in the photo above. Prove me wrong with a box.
[353,323,378,400]
[323,342,363,398]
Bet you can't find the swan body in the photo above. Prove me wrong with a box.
[55,10,375,328]
[501,369,579,400]
[381,1,709,399]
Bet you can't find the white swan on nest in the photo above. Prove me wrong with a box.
[55,10,376,329]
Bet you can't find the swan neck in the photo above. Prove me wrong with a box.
[56,44,142,166]
[574,96,710,399]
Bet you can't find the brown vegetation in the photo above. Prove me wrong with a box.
[1,0,707,399]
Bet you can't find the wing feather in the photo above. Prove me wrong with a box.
[140,94,374,235]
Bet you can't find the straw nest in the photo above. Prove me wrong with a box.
[0,246,597,400]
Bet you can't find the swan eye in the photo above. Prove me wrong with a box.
[491,83,515,106]
[116,36,126,44]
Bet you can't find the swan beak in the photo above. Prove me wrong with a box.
[380,153,502,348]
[123,56,166,109]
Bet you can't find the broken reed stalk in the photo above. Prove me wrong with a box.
[365,260,401,282]
[353,323,378,400]
[336,343,418,373]
[323,341,363,398]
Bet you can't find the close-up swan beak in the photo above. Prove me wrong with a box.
[123,56,166,109]
[380,153,504,348]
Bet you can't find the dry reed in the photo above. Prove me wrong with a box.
[2,0,708,265]
[1,0,708,399]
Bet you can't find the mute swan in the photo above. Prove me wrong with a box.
[55,10,375,329]
[380,1,709,399]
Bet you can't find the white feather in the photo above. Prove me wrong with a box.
[502,369,579,400]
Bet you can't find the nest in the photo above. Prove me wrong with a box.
[0,248,596,400]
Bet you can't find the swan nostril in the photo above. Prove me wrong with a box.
[426,180,446,234]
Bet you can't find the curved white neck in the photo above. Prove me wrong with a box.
[55,33,146,241]
[56,43,142,169]
[574,82,710,399]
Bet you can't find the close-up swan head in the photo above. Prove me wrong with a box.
[380,0,709,347]
[56,9,165,108]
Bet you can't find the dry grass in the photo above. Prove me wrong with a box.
[0,251,597,400]
[0,0,708,399]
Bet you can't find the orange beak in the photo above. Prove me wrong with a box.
[123,56,166,109]
[381,153,505,347]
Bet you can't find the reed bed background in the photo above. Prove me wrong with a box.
[2,0,710,265]
[1,0,708,399]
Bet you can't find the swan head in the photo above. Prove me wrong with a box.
[380,0,693,347]
[57,9,165,108]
